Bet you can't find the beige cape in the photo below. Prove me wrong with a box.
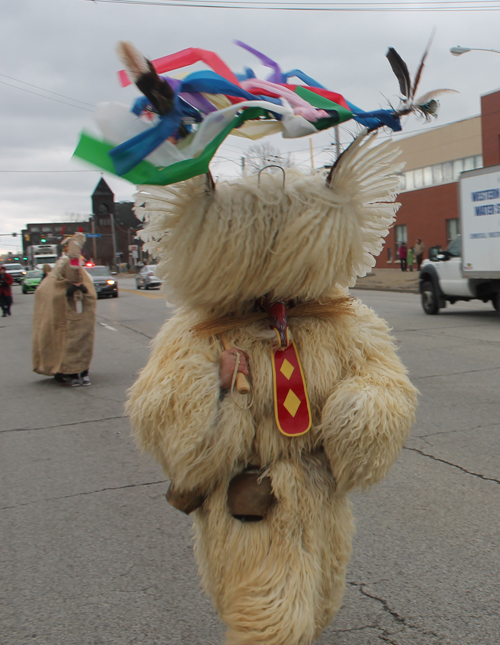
[32,258,97,376]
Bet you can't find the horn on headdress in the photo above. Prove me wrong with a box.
[206,171,216,194]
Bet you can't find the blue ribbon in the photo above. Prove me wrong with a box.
[346,101,402,132]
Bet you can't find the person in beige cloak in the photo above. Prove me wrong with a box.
[127,131,418,645]
[32,232,97,387]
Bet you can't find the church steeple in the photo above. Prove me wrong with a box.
[91,177,115,219]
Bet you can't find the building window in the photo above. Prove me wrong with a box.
[42,226,52,232]
[446,218,460,243]
[443,162,453,183]
[453,159,464,181]
[30,226,40,233]
[99,218,110,226]
[395,224,407,261]
[464,157,475,172]
[401,155,483,193]
[432,164,443,184]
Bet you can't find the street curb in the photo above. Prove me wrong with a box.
[352,286,419,294]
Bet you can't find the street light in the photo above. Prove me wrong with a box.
[450,46,500,57]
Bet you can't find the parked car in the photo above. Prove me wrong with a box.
[85,265,118,298]
[21,270,44,293]
[4,263,26,284]
[136,265,162,290]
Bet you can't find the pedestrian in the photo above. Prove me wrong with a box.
[414,238,425,270]
[398,241,408,272]
[32,232,97,387]
[407,246,414,272]
[41,264,52,281]
[0,265,13,316]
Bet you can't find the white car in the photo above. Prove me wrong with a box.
[5,263,26,284]
[135,265,163,290]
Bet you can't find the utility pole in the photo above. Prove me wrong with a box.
[309,138,315,172]
[334,125,341,160]
[91,215,97,263]
[110,211,118,273]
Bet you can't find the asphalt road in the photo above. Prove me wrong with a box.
[1,277,499,645]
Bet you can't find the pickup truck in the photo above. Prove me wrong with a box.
[419,164,500,315]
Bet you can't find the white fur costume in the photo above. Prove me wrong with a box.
[127,132,418,645]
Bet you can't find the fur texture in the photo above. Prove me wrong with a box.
[127,131,417,644]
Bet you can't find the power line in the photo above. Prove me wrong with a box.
[0,170,99,173]
[0,73,95,108]
[88,0,500,11]
[0,79,93,111]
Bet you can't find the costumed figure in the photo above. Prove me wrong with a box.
[0,265,14,317]
[73,39,453,644]
[32,231,96,387]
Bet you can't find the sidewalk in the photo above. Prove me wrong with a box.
[353,268,420,293]
[117,270,420,294]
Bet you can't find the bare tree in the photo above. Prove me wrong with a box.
[63,212,89,223]
[243,142,293,175]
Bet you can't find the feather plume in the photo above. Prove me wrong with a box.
[386,47,411,98]
[415,89,459,106]
[116,41,149,81]
[411,29,435,100]
[116,40,175,116]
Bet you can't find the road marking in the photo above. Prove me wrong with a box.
[99,322,117,331]
[120,287,164,300]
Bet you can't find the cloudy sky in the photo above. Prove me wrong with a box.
[2,0,500,254]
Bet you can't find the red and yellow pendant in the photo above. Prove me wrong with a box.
[264,299,312,437]
[271,342,312,437]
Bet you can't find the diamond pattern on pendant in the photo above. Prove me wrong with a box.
[280,359,294,380]
[283,389,301,417]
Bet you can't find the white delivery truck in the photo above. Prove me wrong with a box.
[420,164,500,315]
[27,244,59,270]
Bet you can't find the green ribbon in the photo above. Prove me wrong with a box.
[73,107,272,186]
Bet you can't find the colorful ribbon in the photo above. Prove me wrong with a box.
[74,41,403,186]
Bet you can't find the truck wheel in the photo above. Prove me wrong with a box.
[492,294,500,312]
[422,281,440,315]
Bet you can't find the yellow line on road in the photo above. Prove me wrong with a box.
[120,287,165,300]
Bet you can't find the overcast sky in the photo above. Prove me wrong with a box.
[2,0,500,254]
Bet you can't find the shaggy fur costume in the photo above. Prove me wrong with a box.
[127,132,418,644]
[32,249,97,377]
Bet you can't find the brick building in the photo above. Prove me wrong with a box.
[22,178,143,268]
[377,88,500,268]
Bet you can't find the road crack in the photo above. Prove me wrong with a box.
[0,479,167,510]
[0,415,127,434]
[404,446,500,485]
[348,582,442,641]
[332,624,378,634]
[412,365,500,382]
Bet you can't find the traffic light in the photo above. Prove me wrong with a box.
[12,232,17,237]
[23,257,28,261]
[40,236,47,243]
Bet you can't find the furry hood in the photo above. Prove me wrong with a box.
[135,132,403,316]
